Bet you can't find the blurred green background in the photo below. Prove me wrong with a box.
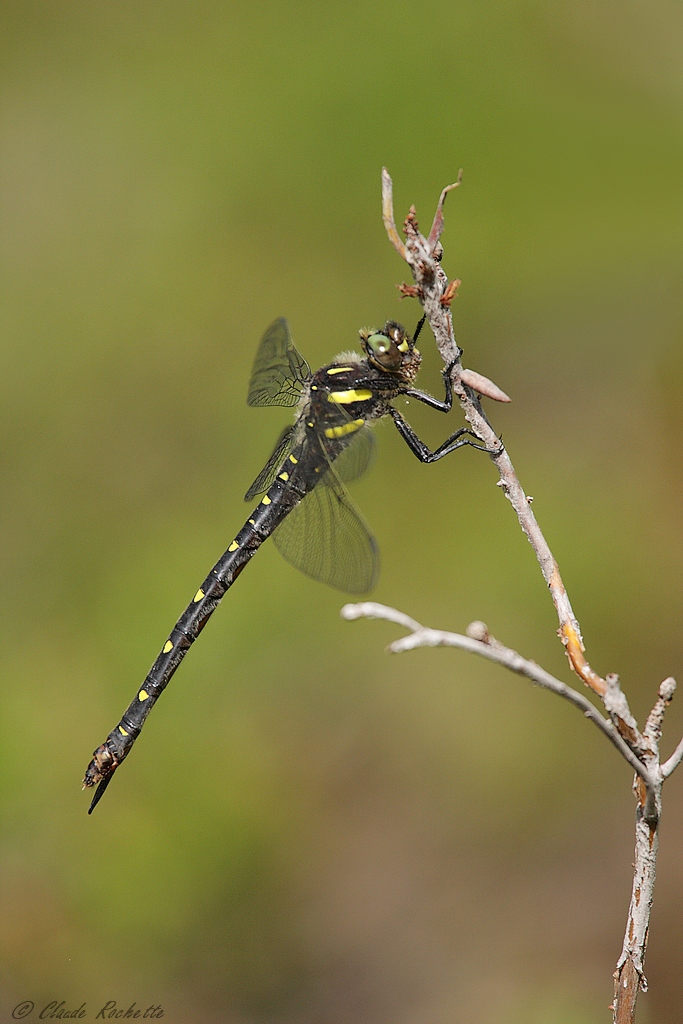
[1,1,683,1022]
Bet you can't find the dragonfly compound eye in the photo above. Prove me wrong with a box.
[364,331,403,371]
[367,333,391,356]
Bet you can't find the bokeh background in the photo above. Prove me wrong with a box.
[1,2,683,1022]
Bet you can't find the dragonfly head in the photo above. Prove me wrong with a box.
[359,321,421,380]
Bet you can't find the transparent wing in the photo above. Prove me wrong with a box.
[330,426,376,484]
[244,426,295,501]
[247,318,311,408]
[272,467,379,594]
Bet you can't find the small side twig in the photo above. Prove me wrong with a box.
[341,603,655,790]
[343,602,682,1024]
[661,733,683,778]
[426,171,463,252]
[381,167,407,260]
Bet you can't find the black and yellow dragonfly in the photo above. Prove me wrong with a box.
[83,317,487,811]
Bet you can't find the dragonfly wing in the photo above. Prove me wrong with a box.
[247,318,311,408]
[244,426,295,500]
[272,467,379,594]
[329,425,376,484]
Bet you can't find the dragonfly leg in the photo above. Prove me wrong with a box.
[389,407,501,462]
[403,359,457,413]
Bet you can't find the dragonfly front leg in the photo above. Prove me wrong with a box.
[403,360,456,413]
[355,361,457,411]
[389,406,498,462]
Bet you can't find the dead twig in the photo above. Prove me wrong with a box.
[381,168,605,700]
[341,603,657,789]
[342,601,680,1024]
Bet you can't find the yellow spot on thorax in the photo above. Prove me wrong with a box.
[118,725,129,736]
[228,541,239,551]
[139,690,149,701]
[327,366,352,375]
[328,389,373,404]
[163,640,173,653]
[248,518,255,524]
[261,495,272,505]
[194,588,205,602]
[324,418,364,439]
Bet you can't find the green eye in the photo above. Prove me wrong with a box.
[367,333,390,355]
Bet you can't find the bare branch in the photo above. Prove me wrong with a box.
[661,732,683,779]
[426,171,463,252]
[644,676,676,750]
[602,674,644,755]
[341,602,655,791]
[343,601,422,635]
[380,169,609,700]
[381,168,406,260]
[377,173,680,1024]
[344,600,667,1021]
[615,794,660,1020]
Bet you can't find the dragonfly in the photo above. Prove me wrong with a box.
[83,316,489,812]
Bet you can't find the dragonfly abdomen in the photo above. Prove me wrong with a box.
[83,468,307,811]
